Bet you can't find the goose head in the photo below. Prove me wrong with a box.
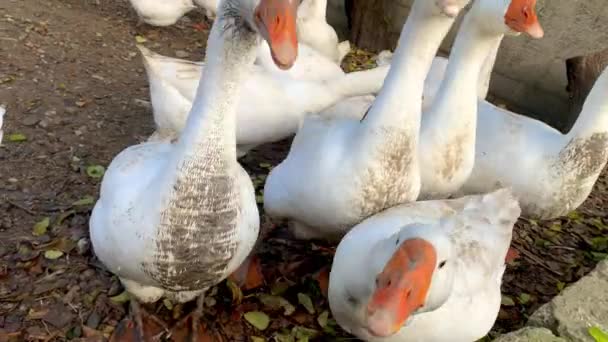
[224,0,299,69]
[473,0,544,38]
[364,224,456,338]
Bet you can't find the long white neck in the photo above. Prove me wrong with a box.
[477,36,503,100]
[152,15,258,285]
[423,13,505,134]
[174,24,257,163]
[566,67,608,140]
[361,1,457,131]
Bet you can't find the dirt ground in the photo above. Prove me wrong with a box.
[1,0,607,341]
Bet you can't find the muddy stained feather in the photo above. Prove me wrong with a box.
[532,132,608,219]
[356,127,418,222]
[439,132,468,180]
[141,6,261,292]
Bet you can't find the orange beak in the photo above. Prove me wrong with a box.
[254,0,298,69]
[504,0,544,39]
[365,238,437,337]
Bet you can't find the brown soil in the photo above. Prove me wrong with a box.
[1,0,607,341]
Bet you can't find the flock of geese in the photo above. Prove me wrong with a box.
[86,0,608,340]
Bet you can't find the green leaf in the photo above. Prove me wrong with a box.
[56,210,75,225]
[8,133,27,142]
[590,252,608,261]
[556,281,565,292]
[273,333,294,342]
[589,326,608,342]
[501,295,515,307]
[291,326,318,340]
[297,293,315,314]
[44,249,64,260]
[549,223,562,232]
[259,162,272,169]
[567,211,582,221]
[258,294,295,316]
[135,35,147,43]
[73,195,95,206]
[256,195,264,204]
[251,337,266,342]
[271,280,290,296]
[244,311,270,331]
[317,310,329,328]
[86,165,105,178]
[591,237,608,252]
[518,293,532,305]
[110,290,131,304]
[591,219,608,231]
[33,217,50,236]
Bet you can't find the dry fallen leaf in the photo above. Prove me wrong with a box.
[73,195,95,206]
[258,294,295,316]
[317,311,329,328]
[501,295,515,307]
[226,279,243,304]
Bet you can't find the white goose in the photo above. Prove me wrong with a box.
[140,45,390,156]
[457,64,608,219]
[296,0,351,63]
[418,0,543,199]
[263,0,472,241]
[89,0,298,339]
[328,188,520,342]
[318,0,543,202]
[129,0,198,27]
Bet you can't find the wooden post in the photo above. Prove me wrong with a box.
[346,0,394,52]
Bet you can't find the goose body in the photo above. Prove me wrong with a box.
[263,0,473,240]
[90,0,298,312]
[296,0,350,63]
[140,45,389,156]
[457,65,608,219]
[328,189,520,342]
[129,0,197,26]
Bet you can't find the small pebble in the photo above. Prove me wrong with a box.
[65,106,78,114]
[22,116,40,126]
[77,238,90,255]
[80,269,95,280]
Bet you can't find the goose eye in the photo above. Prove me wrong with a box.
[438,260,447,269]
